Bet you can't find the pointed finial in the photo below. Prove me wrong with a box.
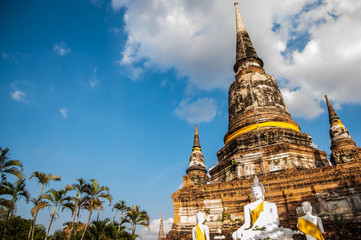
[193,124,201,151]
[325,95,339,125]
[233,2,263,73]
[158,214,165,240]
[234,2,247,33]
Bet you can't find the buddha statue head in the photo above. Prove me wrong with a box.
[251,176,265,201]
[197,212,206,225]
[301,201,312,214]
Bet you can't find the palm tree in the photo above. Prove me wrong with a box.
[126,205,150,237]
[29,171,61,199]
[42,188,68,240]
[112,200,127,232]
[29,198,50,240]
[0,178,30,240]
[94,198,104,221]
[87,218,117,240]
[65,178,87,239]
[80,179,112,240]
[28,171,61,240]
[0,147,23,184]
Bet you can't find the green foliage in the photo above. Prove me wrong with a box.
[221,212,231,221]
[0,216,46,240]
[0,207,7,221]
[126,205,150,237]
[288,193,293,197]
[0,147,151,240]
[0,147,24,181]
[333,214,344,225]
[231,159,238,166]
[252,226,266,231]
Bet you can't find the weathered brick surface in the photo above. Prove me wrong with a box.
[167,160,361,239]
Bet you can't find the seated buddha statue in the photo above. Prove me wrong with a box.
[232,176,293,240]
[192,212,210,240]
[297,201,325,240]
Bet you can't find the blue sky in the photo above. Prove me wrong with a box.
[1,0,361,239]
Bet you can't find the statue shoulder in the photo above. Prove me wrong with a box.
[264,201,277,209]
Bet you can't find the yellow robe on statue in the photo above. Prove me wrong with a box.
[297,217,325,240]
[251,201,264,225]
[196,224,205,240]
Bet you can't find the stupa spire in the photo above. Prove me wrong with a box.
[233,2,263,73]
[234,2,247,33]
[192,124,201,151]
[186,125,206,174]
[158,215,164,240]
[324,95,359,165]
[325,95,340,125]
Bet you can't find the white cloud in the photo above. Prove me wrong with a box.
[281,88,324,119]
[175,97,217,124]
[10,90,26,102]
[53,42,71,56]
[140,217,173,240]
[115,0,361,119]
[59,107,69,118]
[111,0,128,11]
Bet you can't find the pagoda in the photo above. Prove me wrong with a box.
[325,95,361,165]
[209,2,328,182]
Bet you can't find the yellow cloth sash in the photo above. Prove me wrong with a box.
[331,119,344,128]
[225,121,300,144]
[196,224,205,240]
[297,217,324,240]
[251,201,264,225]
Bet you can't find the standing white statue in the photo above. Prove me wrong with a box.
[297,201,325,240]
[192,212,210,240]
[232,176,293,240]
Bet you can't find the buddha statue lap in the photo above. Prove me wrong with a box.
[232,176,293,240]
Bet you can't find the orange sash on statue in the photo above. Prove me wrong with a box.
[196,224,205,240]
[298,217,325,240]
[251,201,264,225]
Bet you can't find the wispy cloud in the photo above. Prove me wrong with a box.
[140,217,173,240]
[1,52,8,59]
[111,0,128,11]
[53,42,71,56]
[89,67,100,89]
[175,97,217,124]
[59,107,69,118]
[89,0,104,8]
[10,90,26,102]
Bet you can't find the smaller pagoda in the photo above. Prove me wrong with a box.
[183,125,209,187]
[325,95,361,165]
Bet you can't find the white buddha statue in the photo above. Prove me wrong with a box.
[232,176,293,240]
[297,201,325,240]
[192,212,210,240]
